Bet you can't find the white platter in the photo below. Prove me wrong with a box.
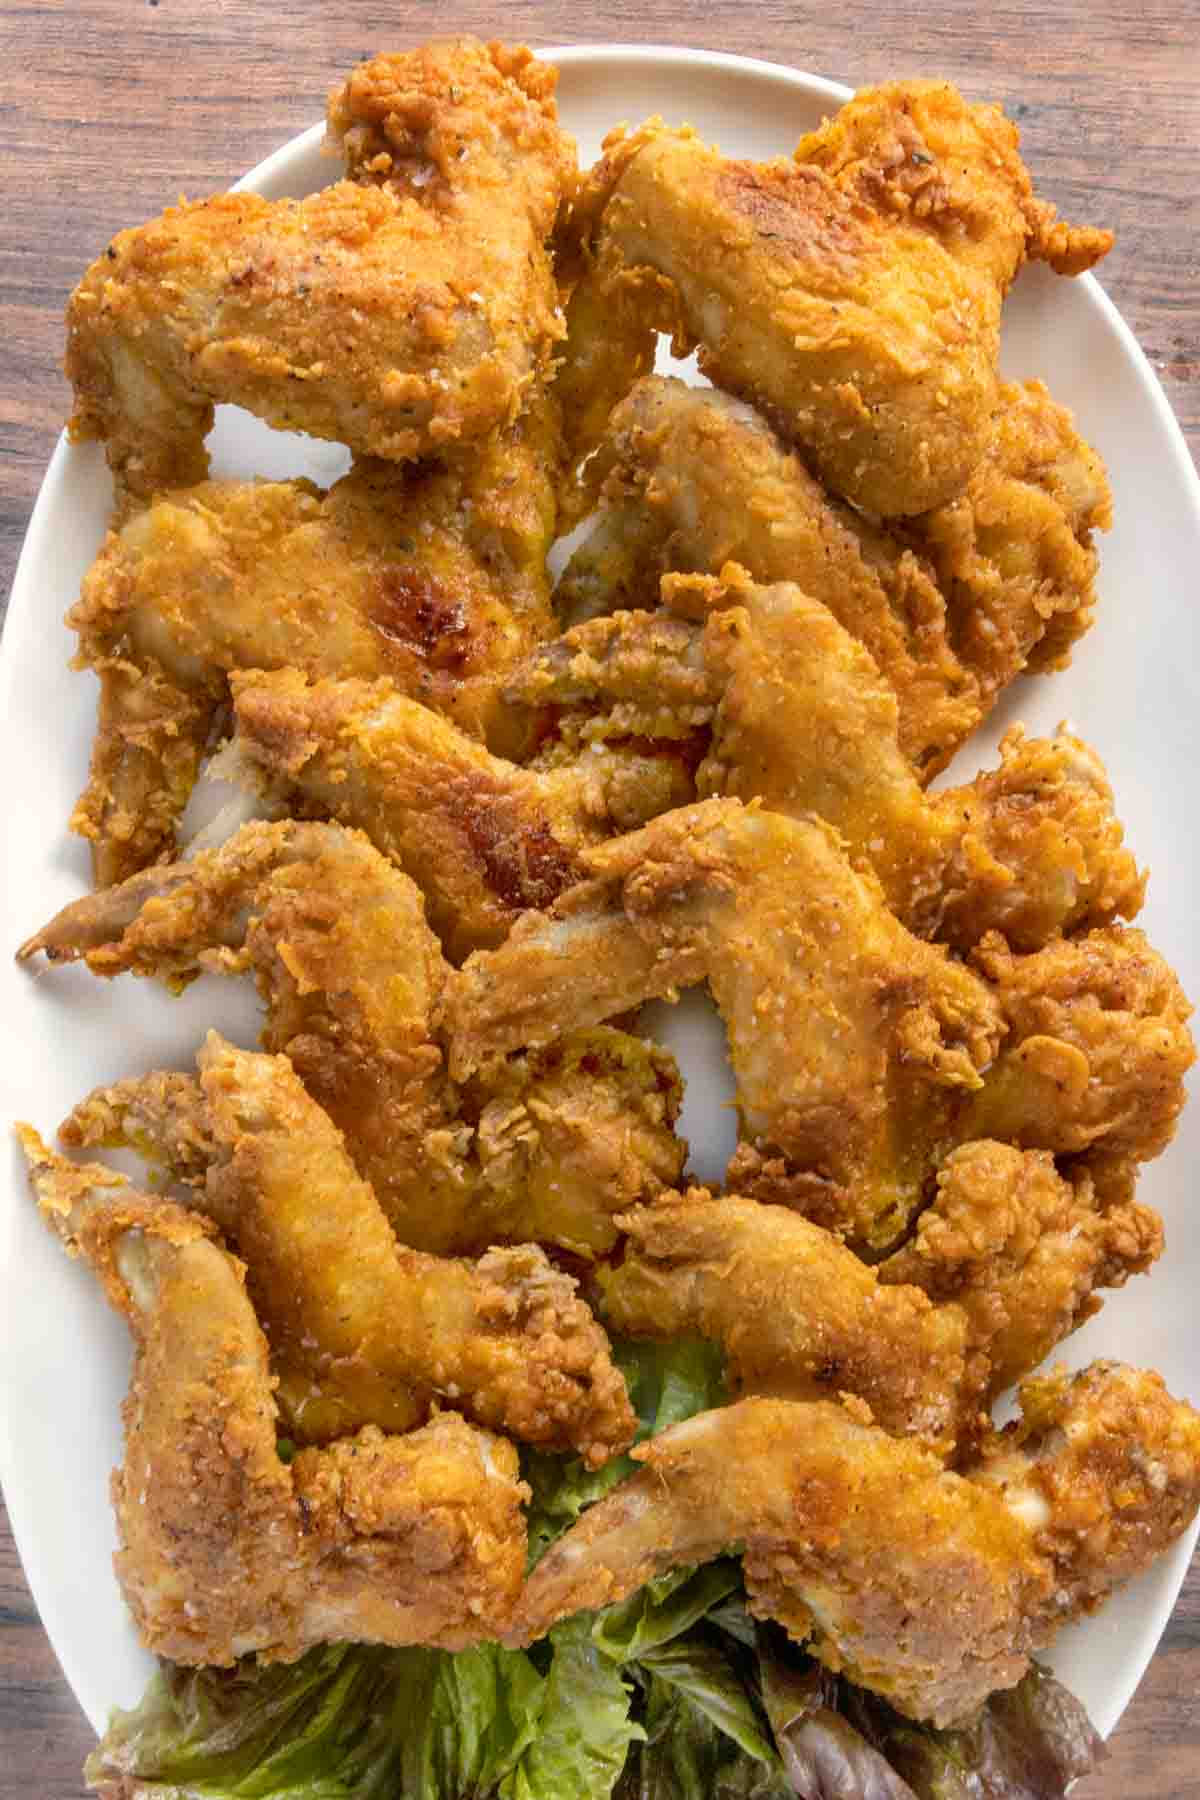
[1,42,1198,1750]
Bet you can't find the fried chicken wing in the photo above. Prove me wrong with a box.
[68,399,560,884]
[22,820,685,1257]
[68,39,574,505]
[562,84,1109,518]
[880,1141,1163,1399]
[555,378,977,772]
[61,1034,635,1462]
[598,1189,982,1454]
[225,668,694,959]
[510,1368,1200,1725]
[554,376,1109,772]
[18,1126,529,1661]
[451,798,1003,1247]
[509,565,1143,953]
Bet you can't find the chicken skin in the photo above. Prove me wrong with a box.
[880,1142,1162,1400]
[560,85,1109,517]
[67,39,574,506]
[67,394,560,886]
[450,798,1188,1248]
[597,1190,983,1455]
[18,1126,530,1661]
[961,928,1195,1164]
[60,1034,635,1462]
[21,820,685,1258]
[554,377,1110,774]
[513,563,1143,951]
[224,669,694,960]
[451,797,1004,1247]
[509,1368,1200,1726]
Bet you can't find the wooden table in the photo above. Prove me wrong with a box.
[1,3,1197,1794]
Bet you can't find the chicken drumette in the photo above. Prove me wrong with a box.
[556,84,1110,518]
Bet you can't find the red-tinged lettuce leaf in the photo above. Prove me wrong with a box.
[756,1626,1104,1800]
[758,1647,918,1800]
[848,1663,1105,1800]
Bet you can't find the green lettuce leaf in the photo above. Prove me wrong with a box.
[638,1632,777,1765]
[87,1628,635,1800]
[524,1336,727,1568]
[85,1642,544,1800]
[593,1562,743,1662]
[615,1672,795,1800]
[505,1617,643,1800]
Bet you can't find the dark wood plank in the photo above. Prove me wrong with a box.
[1,5,1196,1796]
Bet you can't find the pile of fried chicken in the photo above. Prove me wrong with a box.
[16,36,1200,1731]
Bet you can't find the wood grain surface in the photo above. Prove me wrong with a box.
[1,3,1197,1795]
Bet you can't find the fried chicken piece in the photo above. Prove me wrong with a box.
[62,1034,635,1463]
[960,928,1195,1163]
[451,798,1003,1248]
[597,1189,982,1455]
[880,1141,1163,1399]
[22,820,684,1258]
[562,85,1108,518]
[555,377,977,773]
[510,1366,1200,1725]
[68,39,574,505]
[510,565,1144,952]
[929,725,1145,952]
[555,377,1109,772]
[18,1126,529,1661]
[225,668,694,960]
[904,377,1113,696]
[68,400,560,887]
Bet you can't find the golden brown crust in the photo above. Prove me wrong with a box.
[880,1141,1163,1399]
[227,667,696,959]
[599,1187,982,1454]
[69,40,575,505]
[512,1370,1200,1724]
[18,1126,529,1661]
[63,1032,637,1462]
[962,927,1195,1161]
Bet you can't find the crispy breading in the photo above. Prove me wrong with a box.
[555,378,977,774]
[451,798,1004,1248]
[62,1035,635,1463]
[903,376,1113,697]
[68,39,574,504]
[960,928,1195,1162]
[553,377,1110,774]
[24,820,685,1258]
[508,567,1144,953]
[509,1368,1200,1725]
[597,1188,983,1454]
[18,1126,529,1662]
[558,84,1108,518]
[67,398,560,885]
[880,1141,1163,1398]
[225,668,694,959]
